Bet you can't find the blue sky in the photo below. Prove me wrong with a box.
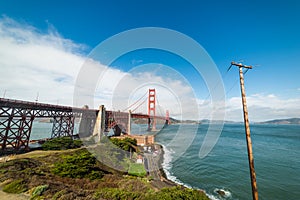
[0,0,299,121]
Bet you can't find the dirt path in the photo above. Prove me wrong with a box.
[0,190,29,200]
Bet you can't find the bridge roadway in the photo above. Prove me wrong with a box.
[0,98,168,152]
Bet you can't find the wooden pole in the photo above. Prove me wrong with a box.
[231,61,259,200]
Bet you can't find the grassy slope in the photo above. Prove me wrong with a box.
[0,146,209,200]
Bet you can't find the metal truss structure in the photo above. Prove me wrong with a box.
[0,98,97,152]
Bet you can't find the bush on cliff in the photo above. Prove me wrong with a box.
[42,136,82,150]
[94,186,209,200]
[52,149,104,180]
[110,137,137,152]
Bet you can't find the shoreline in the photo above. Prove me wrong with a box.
[0,141,210,199]
[155,143,198,187]
[156,143,213,199]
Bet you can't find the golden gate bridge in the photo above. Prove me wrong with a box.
[0,89,170,152]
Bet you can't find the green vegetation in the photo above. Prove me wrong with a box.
[89,137,132,172]
[52,149,104,180]
[41,136,82,150]
[94,187,140,199]
[128,163,147,177]
[30,184,49,200]
[94,186,209,200]
[2,179,27,194]
[0,137,209,199]
[148,186,210,200]
[110,137,137,152]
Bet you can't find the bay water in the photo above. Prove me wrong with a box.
[156,124,300,200]
[30,122,300,199]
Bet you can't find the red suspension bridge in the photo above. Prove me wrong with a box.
[0,89,170,152]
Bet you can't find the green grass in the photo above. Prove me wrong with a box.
[2,179,27,194]
[128,163,147,177]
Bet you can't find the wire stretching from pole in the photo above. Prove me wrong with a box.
[198,68,237,119]
[198,66,250,121]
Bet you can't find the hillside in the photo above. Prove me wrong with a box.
[0,137,209,200]
[259,118,300,124]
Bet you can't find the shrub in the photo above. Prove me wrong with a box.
[52,150,104,180]
[94,186,209,200]
[2,179,27,194]
[145,186,210,200]
[110,137,137,152]
[94,188,140,200]
[42,137,82,150]
[30,184,49,199]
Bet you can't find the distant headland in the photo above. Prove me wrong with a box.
[256,118,300,125]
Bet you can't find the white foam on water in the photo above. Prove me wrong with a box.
[160,143,227,200]
[206,194,222,200]
[160,143,192,188]
[213,188,232,199]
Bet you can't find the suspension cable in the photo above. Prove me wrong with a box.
[131,97,147,113]
[122,91,148,112]
[156,94,164,117]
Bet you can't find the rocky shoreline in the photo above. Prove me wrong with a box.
[155,143,211,198]
[147,143,178,189]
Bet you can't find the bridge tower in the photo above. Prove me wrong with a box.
[148,89,156,131]
[165,110,170,125]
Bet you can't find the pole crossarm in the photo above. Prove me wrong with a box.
[231,61,253,69]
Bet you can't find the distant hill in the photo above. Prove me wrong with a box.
[170,119,240,124]
[259,118,300,124]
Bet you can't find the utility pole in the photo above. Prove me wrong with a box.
[230,61,259,200]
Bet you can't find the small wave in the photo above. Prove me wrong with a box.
[206,194,222,200]
[205,188,232,200]
[160,144,192,188]
[160,143,230,200]
[213,188,232,199]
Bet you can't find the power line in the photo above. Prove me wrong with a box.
[198,63,253,120]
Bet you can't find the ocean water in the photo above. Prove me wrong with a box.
[29,122,300,199]
[30,121,79,140]
[156,124,300,200]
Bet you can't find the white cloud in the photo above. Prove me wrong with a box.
[0,16,299,122]
[0,16,86,103]
[0,17,200,120]
[224,94,300,122]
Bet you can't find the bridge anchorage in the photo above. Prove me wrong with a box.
[0,88,170,153]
